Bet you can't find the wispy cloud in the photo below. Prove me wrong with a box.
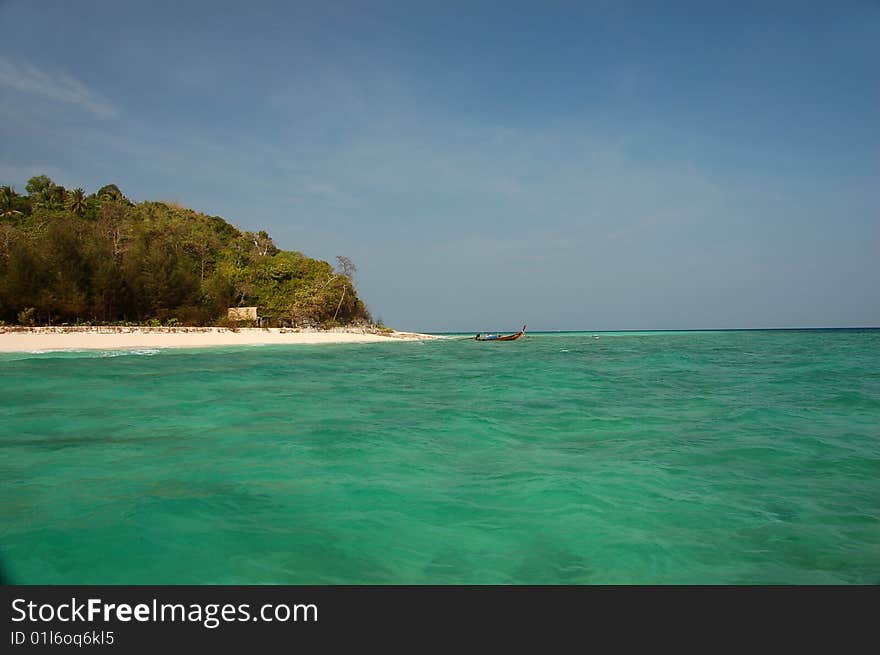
[0,57,117,117]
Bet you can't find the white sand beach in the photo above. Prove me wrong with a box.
[0,326,442,352]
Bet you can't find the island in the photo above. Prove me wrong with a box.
[0,176,437,350]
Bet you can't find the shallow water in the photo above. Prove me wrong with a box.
[1,330,878,583]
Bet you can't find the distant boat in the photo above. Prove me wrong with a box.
[475,325,526,341]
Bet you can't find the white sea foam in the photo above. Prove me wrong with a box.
[94,348,161,358]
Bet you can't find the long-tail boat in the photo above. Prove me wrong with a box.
[475,325,526,341]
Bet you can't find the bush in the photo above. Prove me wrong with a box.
[17,307,35,326]
[215,316,255,329]
[173,305,214,326]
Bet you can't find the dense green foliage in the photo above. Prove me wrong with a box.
[0,178,371,326]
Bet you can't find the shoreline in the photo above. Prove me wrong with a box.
[0,326,443,353]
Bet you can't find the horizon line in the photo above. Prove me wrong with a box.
[429,326,880,334]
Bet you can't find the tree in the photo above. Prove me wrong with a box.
[331,256,358,322]
[25,175,65,211]
[67,188,87,216]
[0,186,21,218]
[25,175,54,196]
[183,221,221,281]
[97,200,130,263]
[82,232,124,322]
[36,187,65,211]
[250,230,278,257]
[137,245,199,315]
[97,184,127,204]
[26,176,66,211]
[2,239,45,322]
[335,255,357,281]
[0,221,17,258]
[43,221,89,320]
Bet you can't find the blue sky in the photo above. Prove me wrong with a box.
[1,0,877,331]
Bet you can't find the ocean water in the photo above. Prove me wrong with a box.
[1,330,878,584]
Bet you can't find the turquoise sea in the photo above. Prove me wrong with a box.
[1,330,878,584]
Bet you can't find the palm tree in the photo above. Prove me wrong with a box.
[67,188,87,216]
[0,185,22,218]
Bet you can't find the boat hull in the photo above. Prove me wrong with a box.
[475,325,526,341]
